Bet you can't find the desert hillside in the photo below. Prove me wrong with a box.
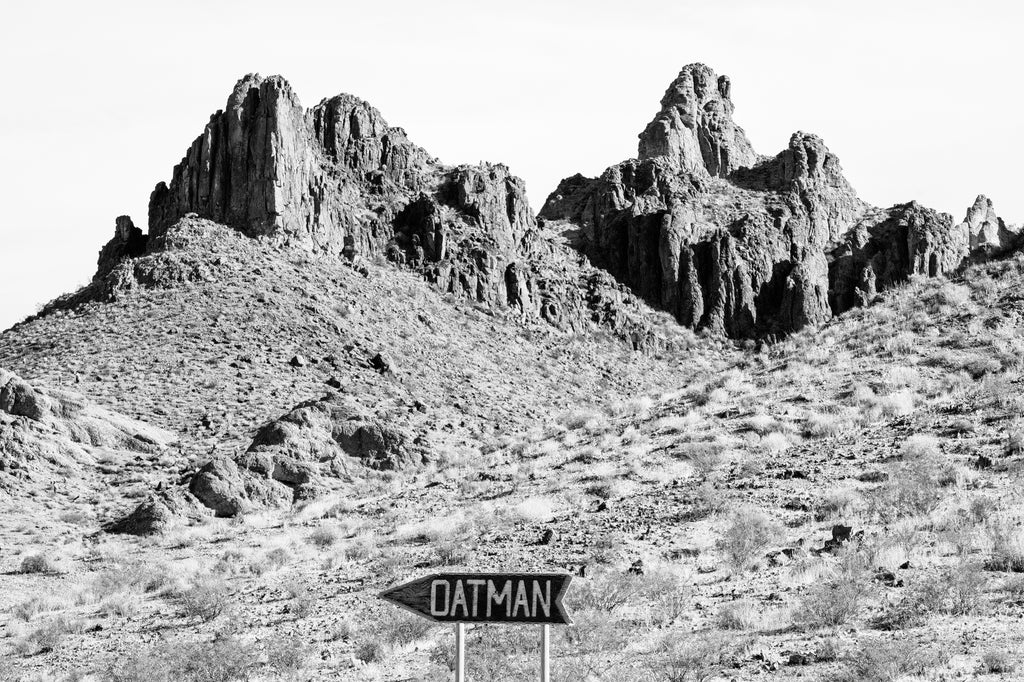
[1,65,1023,682]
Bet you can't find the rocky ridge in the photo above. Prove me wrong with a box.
[541,63,1020,337]
[93,74,672,351]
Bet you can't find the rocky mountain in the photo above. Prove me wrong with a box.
[5,65,1022,527]
[96,73,671,352]
[540,63,1020,338]
[4,62,1024,682]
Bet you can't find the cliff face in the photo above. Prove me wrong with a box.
[92,66,1020,345]
[541,63,1018,338]
[97,74,675,351]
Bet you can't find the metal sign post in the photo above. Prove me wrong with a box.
[379,572,573,681]
[455,622,466,682]
[540,623,550,682]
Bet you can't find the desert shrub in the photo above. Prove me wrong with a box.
[1006,426,1024,456]
[643,632,735,682]
[178,576,232,622]
[378,609,433,648]
[513,497,557,522]
[867,458,943,521]
[985,519,1024,572]
[266,634,310,676]
[432,541,470,566]
[86,561,174,600]
[568,568,688,623]
[980,649,1015,674]
[11,595,64,622]
[283,581,314,619]
[761,431,791,453]
[256,547,291,573]
[745,414,775,435]
[814,488,859,521]
[354,640,386,663]
[397,514,473,543]
[715,600,760,630]
[795,577,867,629]
[718,510,779,572]
[685,445,724,480]
[107,636,256,682]
[18,553,56,574]
[14,616,84,655]
[838,638,945,682]
[338,532,380,562]
[308,525,338,548]
[900,434,940,460]
[804,411,844,438]
[874,562,985,629]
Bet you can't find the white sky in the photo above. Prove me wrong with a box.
[1,0,1021,331]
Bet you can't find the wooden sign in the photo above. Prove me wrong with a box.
[379,572,574,625]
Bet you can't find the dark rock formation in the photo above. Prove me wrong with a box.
[95,216,147,281]
[102,73,675,351]
[542,63,1016,337]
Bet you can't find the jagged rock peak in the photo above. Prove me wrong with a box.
[638,63,758,177]
[960,194,1017,252]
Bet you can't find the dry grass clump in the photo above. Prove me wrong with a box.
[10,595,69,622]
[814,488,860,521]
[512,496,558,522]
[745,413,776,435]
[803,411,845,438]
[795,574,867,630]
[643,631,738,682]
[717,510,781,572]
[107,636,263,682]
[17,553,58,574]
[795,545,870,629]
[980,649,1016,674]
[569,567,690,625]
[178,575,233,622]
[985,519,1024,572]
[715,599,761,630]
[307,524,339,548]
[868,457,944,521]
[837,638,946,682]
[874,562,985,630]
[900,433,940,460]
[1005,425,1024,456]
[395,514,472,543]
[13,615,85,656]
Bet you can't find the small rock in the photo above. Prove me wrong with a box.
[326,377,343,389]
[369,353,394,374]
[787,652,810,666]
[538,529,554,545]
[627,559,644,576]
[289,355,307,368]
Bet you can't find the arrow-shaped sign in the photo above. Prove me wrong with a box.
[379,572,573,625]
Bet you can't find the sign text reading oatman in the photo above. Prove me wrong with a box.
[379,572,573,625]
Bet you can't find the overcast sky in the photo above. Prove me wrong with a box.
[1,0,1020,331]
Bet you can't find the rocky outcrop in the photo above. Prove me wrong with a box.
[95,216,147,281]
[0,367,175,451]
[638,64,757,177]
[542,63,1016,337]
[98,73,677,351]
[185,393,427,517]
[0,368,177,508]
[960,195,1019,254]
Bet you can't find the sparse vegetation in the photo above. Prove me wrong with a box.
[718,510,780,572]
